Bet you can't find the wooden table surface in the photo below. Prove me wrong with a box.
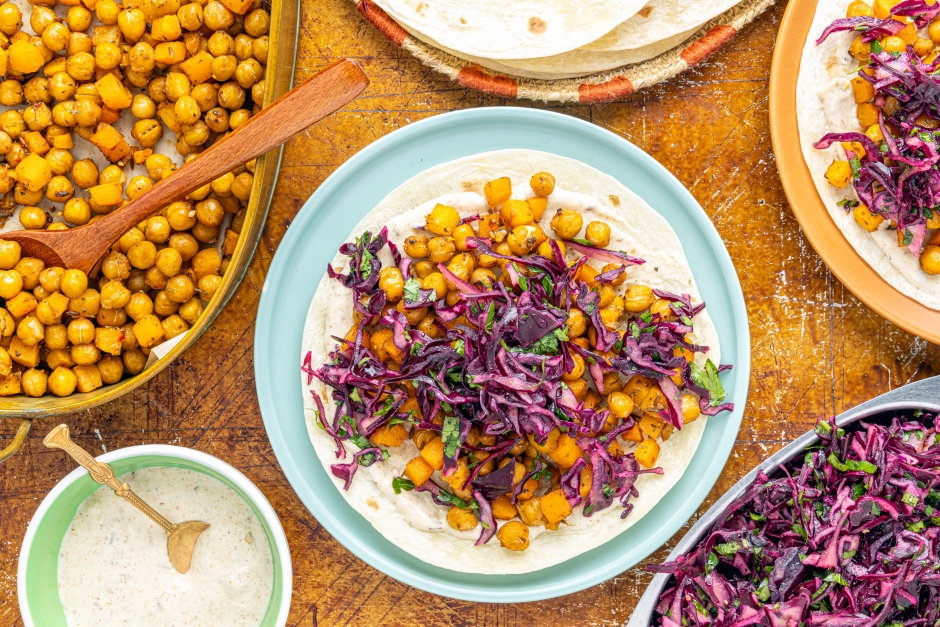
[4,0,940,624]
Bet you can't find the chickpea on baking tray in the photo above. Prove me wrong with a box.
[0,0,273,397]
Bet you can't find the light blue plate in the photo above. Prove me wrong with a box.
[254,107,750,603]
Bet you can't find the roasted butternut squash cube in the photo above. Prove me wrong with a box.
[825,160,853,189]
[151,15,181,41]
[154,42,187,65]
[223,228,239,256]
[46,348,76,370]
[134,149,152,165]
[99,105,121,125]
[483,177,512,208]
[89,183,123,206]
[0,372,21,395]
[22,131,50,156]
[622,422,643,443]
[606,438,624,457]
[94,327,124,355]
[96,73,133,110]
[635,437,660,469]
[92,25,121,46]
[540,489,572,524]
[371,423,408,447]
[638,412,664,440]
[6,291,37,318]
[9,337,39,368]
[15,154,52,192]
[45,292,70,319]
[180,51,213,84]
[50,132,74,150]
[404,456,433,487]
[90,124,132,162]
[73,363,103,393]
[547,432,581,469]
[132,314,164,348]
[491,495,518,520]
[219,0,254,13]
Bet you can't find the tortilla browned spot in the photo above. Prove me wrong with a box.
[609,194,621,206]
[367,497,379,511]
[637,5,654,17]
[460,177,487,194]
[528,16,547,34]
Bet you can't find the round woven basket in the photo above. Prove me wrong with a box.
[354,0,774,103]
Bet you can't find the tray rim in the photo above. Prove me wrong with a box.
[767,0,940,345]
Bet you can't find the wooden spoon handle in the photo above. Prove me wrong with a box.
[44,424,175,534]
[88,58,370,249]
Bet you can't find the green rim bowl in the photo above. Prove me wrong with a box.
[16,444,293,626]
[255,107,751,602]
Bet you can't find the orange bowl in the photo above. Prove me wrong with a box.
[769,0,940,344]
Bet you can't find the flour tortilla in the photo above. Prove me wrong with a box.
[582,0,742,52]
[401,20,701,80]
[369,0,649,60]
[796,0,940,310]
[301,150,721,574]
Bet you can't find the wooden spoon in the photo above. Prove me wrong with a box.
[3,58,370,273]
[44,424,209,574]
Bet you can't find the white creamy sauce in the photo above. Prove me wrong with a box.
[818,77,860,134]
[57,467,273,627]
[322,182,709,543]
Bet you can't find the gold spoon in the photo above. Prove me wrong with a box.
[44,424,209,574]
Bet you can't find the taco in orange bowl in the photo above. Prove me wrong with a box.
[798,0,940,309]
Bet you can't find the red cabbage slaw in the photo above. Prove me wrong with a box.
[814,0,940,256]
[302,225,734,546]
[649,413,940,626]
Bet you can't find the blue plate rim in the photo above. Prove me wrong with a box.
[254,106,751,603]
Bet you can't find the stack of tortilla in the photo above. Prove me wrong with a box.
[368,0,744,79]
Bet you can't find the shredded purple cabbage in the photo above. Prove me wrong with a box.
[649,413,940,626]
[814,1,940,256]
[304,214,734,546]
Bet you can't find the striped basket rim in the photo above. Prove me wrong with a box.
[354,0,775,103]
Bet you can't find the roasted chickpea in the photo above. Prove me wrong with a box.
[922,244,940,275]
[446,506,477,531]
[428,236,456,263]
[96,354,123,384]
[497,520,529,551]
[470,267,496,289]
[404,235,429,259]
[378,267,404,303]
[420,272,447,300]
[549,208,583,240]
[178,297,204,324]
[145,216,171,243]
[49,367,77,396]
[71,159,98,189]
[169,232,199,260]
[197,274,221,298]
[585,221,611,247]
[128,241,158,269]
[0,240,20,269]
[0,269,23,299]
[507,224,545,256]
[67,318,94,345]
[623,285,656,313]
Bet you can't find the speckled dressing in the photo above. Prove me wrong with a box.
[56,466,273,627]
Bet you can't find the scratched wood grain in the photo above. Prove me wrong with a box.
[3,0,940,624]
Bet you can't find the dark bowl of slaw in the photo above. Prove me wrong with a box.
[627,375,940,627]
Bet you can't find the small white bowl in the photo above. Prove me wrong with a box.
[17,444,292,627]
